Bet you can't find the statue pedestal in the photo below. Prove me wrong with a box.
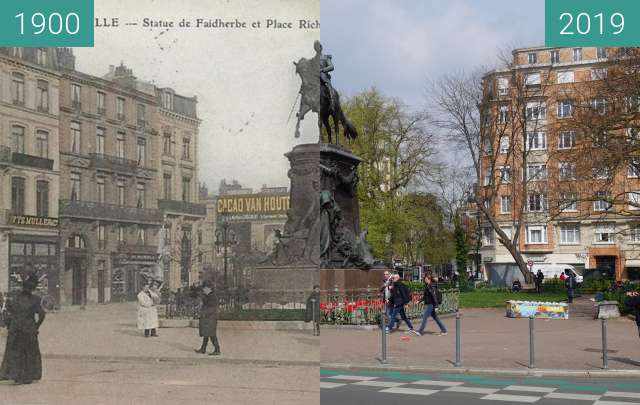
[320,268,388,294]
[248,265,319,308]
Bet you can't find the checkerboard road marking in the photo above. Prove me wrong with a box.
[324,375,379,381]
[380,387,439,396]
[444,386,500,395]
[352,380,405,388]
[481,393,542,403]
[545,392,602,401]
[413,379,465,387]
[320,382,346,389]
[603,392,640,399]
[504,385,557,393]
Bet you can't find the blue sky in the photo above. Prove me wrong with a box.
[321,0,545,108]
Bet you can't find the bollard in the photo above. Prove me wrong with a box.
[528,316,536,369]
[601,318,608,369]
[311,298,318,336]
[454,312,462,367]
[380,307,388,364]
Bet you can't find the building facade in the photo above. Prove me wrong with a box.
[480,46,640,283]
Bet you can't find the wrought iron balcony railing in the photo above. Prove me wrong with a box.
[11,152,54,170]
[59,200,163,224]
[157,199,207,216]
[0,146,11,165]
[89,153,138,173]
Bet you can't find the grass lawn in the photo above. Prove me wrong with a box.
[459,291,568,308]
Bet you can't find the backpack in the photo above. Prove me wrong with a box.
[400,284,411,305]
[435,288,443,305]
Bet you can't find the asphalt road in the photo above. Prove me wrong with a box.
[321,368,640,405]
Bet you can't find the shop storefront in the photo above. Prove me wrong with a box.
[111,252,158,302]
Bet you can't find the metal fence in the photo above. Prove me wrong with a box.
[321,288,460,325]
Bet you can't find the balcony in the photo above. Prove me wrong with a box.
[72,101,82,111]
[158,199,206,217]
[12,152,54,170]
[0,146,11,166]
[117,243,159,255]
[89,153,138,174]
[59,200,163,225]
[117,113,125,121]
[97,107,106,116]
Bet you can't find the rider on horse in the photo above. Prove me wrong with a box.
[315,40,335,111]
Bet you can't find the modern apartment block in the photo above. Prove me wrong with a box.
[480,46,640,282]
[0,48,205,305]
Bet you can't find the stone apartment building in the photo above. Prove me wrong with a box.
[480,46,640,283]
[0,48,205,305]
[0,48,61,300]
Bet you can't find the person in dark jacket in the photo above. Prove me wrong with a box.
[0,274,46,384]
[536,270,544,293]
[512,279,522,292]
[305,285,320,336]
[385,274,418,335]
[625,291,640,338]
[194,281,220,356]
[417,275,447,336]
[565,272,577,303]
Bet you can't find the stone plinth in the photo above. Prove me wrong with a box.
[320,268,388,294]
[249,265,319,304]
[597,301,621,319]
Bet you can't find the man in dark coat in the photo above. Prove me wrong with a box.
[536,270,544,293]
[625,291,640,339]
[194,282,220,355]
[305,285,320,336]
[566,272,577,303]
[385,274,418,335]
[0,274,45,384]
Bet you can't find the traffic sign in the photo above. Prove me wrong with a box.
[527,260,534,268]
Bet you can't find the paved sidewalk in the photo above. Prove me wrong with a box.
[1,302,319,365]
[321,308,640,372]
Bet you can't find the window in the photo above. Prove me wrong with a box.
[71,84,81,108]
[11,177,25,215]
[163,92,173,110]
[96,127,105,155]
[550,50,560,64]
[98,224,106,250]
[118,226,125,244]
[497,106,509,124]
[526,131,547,150]
[36,48,47,65]
[628,161,640,178]
[97,177,105,204]
[70,173,80,201]
[163,173,172,200]
[573,47,582,62]
[593,164,611,180]
[136,183,145,208]
[182,177,191,202]
[597,48,607,59]
[499,136,510,154]
[528,52,538,64]
[559,224,580,244]
[593,131,608,147]
[594,191,612,211]
[482,227,494,246]
[528,193,547,212]
[70,121,81,154]
[500,226,513,240]
[591,98,607,115]
[11,125,25,154]
[527,163,548,181]
[557,71,575,84]
[592,68,608,80]
[526,225,548,244]
[37,80,49,112]
[526,102,546,120]
[11,73,25,105]
[36,181,49,217]
[629,191,640,210]
[499,166,512,183]
[116,132,125,159]
[558,131,576,149]
[627,128,640,144]
[138,226,146,245]
[117,180,125,207]
[137,138,146,166]
[498,78,509,96]
[560,193,578,212]
[182,137,191,159]
[500,195,512,213]
[594,223,615,244]
[11,48,23,58]
[163,133,172,156]
[35,130,49,158]
[631,225,640,243]
[483,138,493,156]
[137,104,146,125]
[557,101,574,118]
[626,96,640,112]
[116,97,125,120]
[483,168,492,186]
[97,92,106,115]
[525,73,541,89]
[559,161,576,181]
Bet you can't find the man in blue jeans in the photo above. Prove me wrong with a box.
[386,274,419,335]
[417,274,447,336]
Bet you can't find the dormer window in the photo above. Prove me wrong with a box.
[163,91,173,110]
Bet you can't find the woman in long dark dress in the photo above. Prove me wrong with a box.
[0,275,45,384]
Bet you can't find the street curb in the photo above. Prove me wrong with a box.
[159,319,313,331]
[320,362,640,378]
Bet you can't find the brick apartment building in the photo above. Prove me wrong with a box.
[479,46,640,283]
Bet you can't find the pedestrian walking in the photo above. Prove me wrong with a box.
[565,272,577,303]
[305,285,321,336]
[386,274,418,335]
[0,274,46,384]
[380,270,396,323]
[625,291,640,339]
[536,269,544,293]
[417,275,447,336]
[137,282,159,338]
[194,281,221,355]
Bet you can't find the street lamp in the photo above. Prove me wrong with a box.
[215,220,237,290]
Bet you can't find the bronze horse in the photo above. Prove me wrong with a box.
[293,56,357,145]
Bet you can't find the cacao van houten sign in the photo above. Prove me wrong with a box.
[216,194,290,220]
[9,215,59,227]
